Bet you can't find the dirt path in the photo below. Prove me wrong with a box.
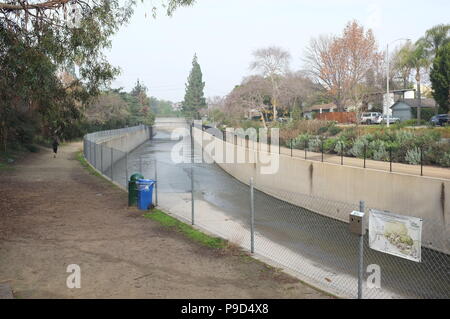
[0,142,329,298]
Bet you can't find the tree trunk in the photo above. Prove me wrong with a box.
[259,110,267,129]
[1,123,7,152]
[416,70,421,125]
[272,98,277,121]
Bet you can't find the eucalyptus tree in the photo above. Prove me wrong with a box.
[0,0,195,149]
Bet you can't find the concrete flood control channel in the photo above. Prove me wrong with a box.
[111,129,450,299]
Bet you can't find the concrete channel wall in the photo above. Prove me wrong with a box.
[193,127,450,254]
[94,126,151,153]
[84,125,152,172]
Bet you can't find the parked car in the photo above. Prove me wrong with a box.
[375,115,401,124]
[276,117,289,123]
[360,112,381,124]
[430,114,449,126]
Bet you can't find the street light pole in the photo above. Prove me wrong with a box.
[386,43,390,128]
[386,38,411,128]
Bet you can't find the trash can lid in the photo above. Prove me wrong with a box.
[137,179,155,185]
[130,173,144,182]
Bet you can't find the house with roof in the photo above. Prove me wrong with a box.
[391,98,437,121]
[303,103,337,119]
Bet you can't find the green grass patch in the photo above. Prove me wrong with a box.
[144,209,227,249]
[75,150,107,179]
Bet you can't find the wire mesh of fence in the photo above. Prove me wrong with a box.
[85,125,149,143]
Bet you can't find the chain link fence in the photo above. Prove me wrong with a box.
[83,125,152,188]
[83,124,450,299]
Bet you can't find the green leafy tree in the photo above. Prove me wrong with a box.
[0,0,195,150]
[420,24,450,58]
[182,54,206,119]
[430,43,450,114]
[404,40,430,123]
[128,80,154,125]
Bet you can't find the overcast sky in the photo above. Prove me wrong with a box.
[105,0,450,102]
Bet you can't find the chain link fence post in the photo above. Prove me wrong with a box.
[125,151,129,187]
[290,140,293,157]
[89,140,92,163]
[321,138,324,162]
[363,144,367,168]
[191,125,195,225]
[101,144,103,173]
[250,177,255,254]
[154,159,158,207]
[304,140,307,160]
[110,147,113,182]
[358,200,365,299]
[420,146,423,176]
[389,148,392,172]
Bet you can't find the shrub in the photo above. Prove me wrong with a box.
[318,126,328,135]
[405,147,421,165]
[438,152,450,167]
[308,136,322,152]
[411,107,435,122]
[395,130,415,145]
[401,119,428,127]
[292,133,311,150]
[334,139,347,155]
[426,140,450,166]
[323,137,338,153]
[369,140,389,161]
[350,136,371,158]
[327,125,342,136]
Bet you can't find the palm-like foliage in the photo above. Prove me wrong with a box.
[420,24,450,58]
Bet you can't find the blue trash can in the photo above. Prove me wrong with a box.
[136,179,155,210]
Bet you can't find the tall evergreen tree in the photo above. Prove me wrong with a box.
[182,54,206,119]
[430,43,450,114]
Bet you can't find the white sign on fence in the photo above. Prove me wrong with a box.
[369,210,422,262]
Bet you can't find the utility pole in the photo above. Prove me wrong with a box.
[386,38,411,128]
[386,43,390,128]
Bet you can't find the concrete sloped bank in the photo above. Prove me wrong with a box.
[193,127,449,255]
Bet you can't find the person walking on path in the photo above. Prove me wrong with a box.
[52,137,60,158]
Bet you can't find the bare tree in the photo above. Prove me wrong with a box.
[278,71,315,120]
[225,75,271,128]
[250,46,291,121]
[303,21,381,112]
